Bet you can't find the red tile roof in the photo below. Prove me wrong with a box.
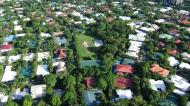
[167,49,178,56]
[158,42,165,48]
[85,77,95,88]
[0,44,12,50]
[150,64,169,77]
[175,39,182,44]
[116,64,134,74]
[180,20,190,25]
[55,48,66,59]
[115,78,134,89]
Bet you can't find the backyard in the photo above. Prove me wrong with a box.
[75,34,97,60]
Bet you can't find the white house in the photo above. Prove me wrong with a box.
[40,33,51,37]
[0,56,6,63]
[15,33,26,37]
[149,79,166,92]
[168,56,179,67]
[36,65,49,76]
[179,62,190,70]
[38,52,50,61]
[94,40,103,47]
[53,61,66,73]
[116,89,133,100]
[119,16,131,21]
[125,51,139,58]
[155,19,166,23]
[181,52,190,61]
[23,53,35,61]
[14,25,23,31]
[31,84,46,99]
[0,92,8,103]
[8,55,21,63]
[170,75,190,92]
[173,89,186,96]
[1,66,17,82]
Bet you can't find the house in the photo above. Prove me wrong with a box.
[85,77,95,88]
[115,78,134,89]
[173,89,186,96]
[180,20,190,25]
[40,33,51,37]
[31,84,46,99]
[23,53,35,61]
[179,62,190,70]
[170,75,190,92]
[155,19,166,23]
[0,56,6,63]
[181,52,190,61]
[0,43,12,53]
[55,37,67,46]
[149,79,166,92]
[14,25,23,31]
[168,29,180,37]
[52,60,66,73]
[15,33,26,37]
[150,64,169,77]
[116,89,133,100]
[167,49,178,56]
[38,52,50,61]
[159,34,173,40]
[12,88,29,100]
[94,40,103,47]
[55,48,67,59]
[84,89,102,106]
[115,64,134,75]
[1,66,17,82]
[168,56,179,67]
[53,31,64,37]
[8,55,21,63]
[126,51,139,59]
[4,35,15,42]
[0,92,8,103]
[119,16,131,21]
[36,65,49,76]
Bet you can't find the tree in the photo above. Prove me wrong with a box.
[129,96,147,106]
[0,64,4,79]
[97,78,107,90]
[23,95,32,106]
[180,95,189,106]
[6,101,18,106]
[166,82,175,94]
[62,90,77,105]
[44,74,57,87]
[37,100,46,106]
[50,94,62,106]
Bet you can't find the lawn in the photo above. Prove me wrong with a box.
[75,34,97,59]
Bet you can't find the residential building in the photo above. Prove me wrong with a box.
[164,0,184,5]
[31,84,46,99]
[115,64,134,75]
[149,79,166,92]
[116,89,133,100]
[150,64,170,77]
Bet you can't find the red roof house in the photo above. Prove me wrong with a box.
[85,77,95,88]
[55,48,67,59]
[150,64,169,77]
[167,49,178,56]
[115,64,134,75]
[175,39,182,44]
[0,43,12,53]
[115,78,134,89]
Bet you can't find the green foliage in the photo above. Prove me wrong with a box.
[44,74,57,87]
[23,95,32,106]
[50,94,62,106]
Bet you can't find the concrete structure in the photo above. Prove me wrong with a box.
[164,0,184,5]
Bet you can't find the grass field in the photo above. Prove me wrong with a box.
[75,34,96,59]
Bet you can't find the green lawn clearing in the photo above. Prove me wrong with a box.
[75,34,97,59]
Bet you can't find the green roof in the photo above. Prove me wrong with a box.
[80,60,101,68]
[159,34,173,40]
[159,95,179,106]
[122,58,135,64]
